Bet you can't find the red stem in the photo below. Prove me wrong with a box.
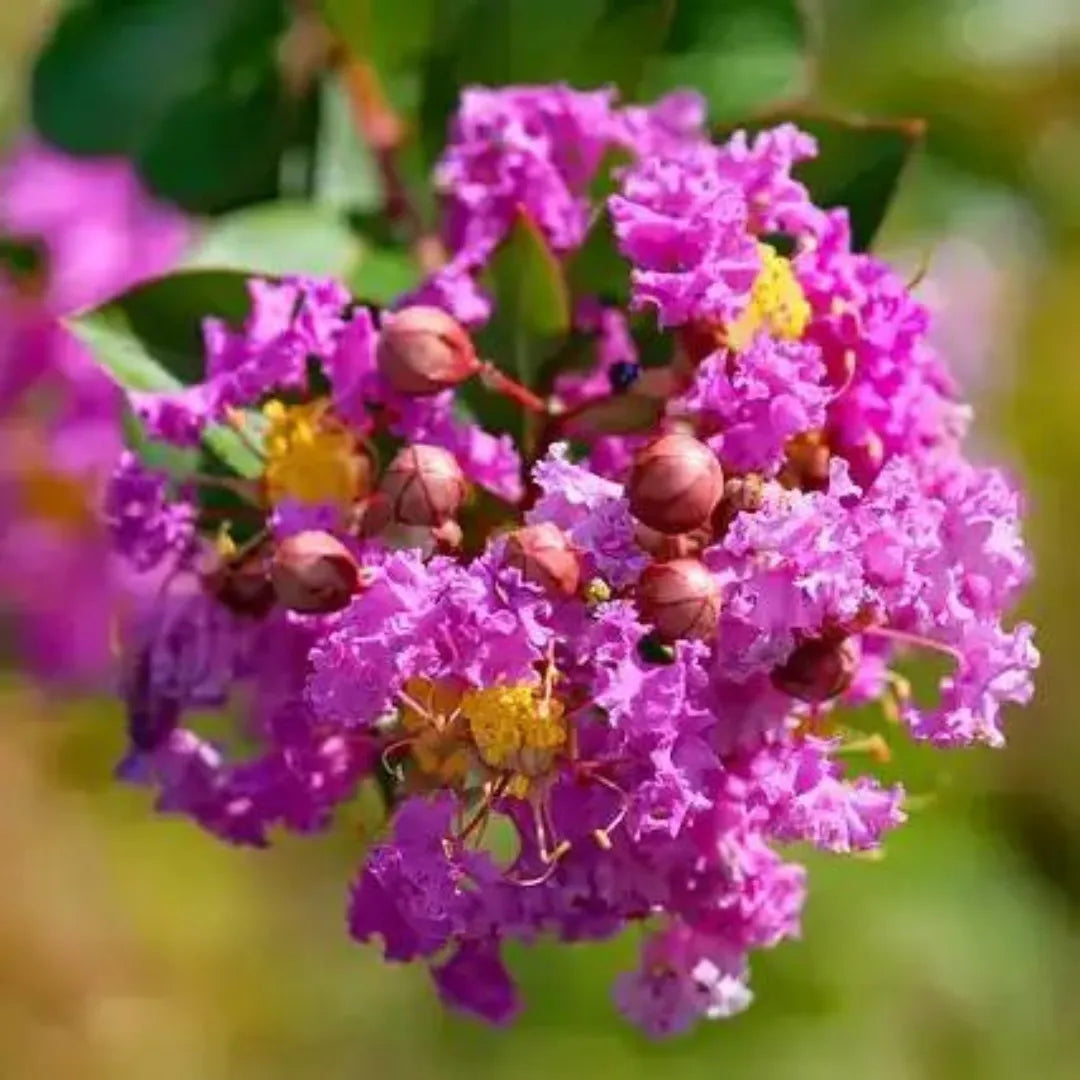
[478,361,548,415]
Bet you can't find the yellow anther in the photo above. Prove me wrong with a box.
[399,678,471,788]
[460,683,567,778]
[262,397,369,509]
[214,524,238,559]
[725,243,810,351]
[836,733,892,765]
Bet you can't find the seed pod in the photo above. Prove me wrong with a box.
[771,635,858,703]
[635,558,720,642]
[271,531,362,614]
[629,432,724,536]
[634,520,709,562]
[779,430,831,493]
[711,474,766,538]
[380,444,468,527]
[505,522,581,596]
[377,306,479,395]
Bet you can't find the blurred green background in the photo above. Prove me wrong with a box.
[3,1,1080,1077]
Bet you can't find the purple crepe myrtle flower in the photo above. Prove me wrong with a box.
[672,334,831,473]
[0,137,189,315]
[104,452,196,572]
[609,146,761,328]
[0,137,189,686]
[85,84,1038,1040]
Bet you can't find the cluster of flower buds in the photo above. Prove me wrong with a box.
[3,83,1038,1039]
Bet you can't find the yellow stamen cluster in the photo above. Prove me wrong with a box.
[262,398,368,509]
[725,243,811,352]
[460,683,567,780]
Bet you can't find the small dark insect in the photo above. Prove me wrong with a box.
[607,360,641,393]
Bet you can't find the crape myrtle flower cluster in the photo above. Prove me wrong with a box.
[0,139,188,683]
[83,84,1037,1037]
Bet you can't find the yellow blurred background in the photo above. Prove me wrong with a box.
[2,1,1080,1076]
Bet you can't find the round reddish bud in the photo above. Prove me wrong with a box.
[629,432,724,536]
[271,531,362,614]
[634,520,709,562]
[635,558,720,642]
[505,522,581,596]
[205,548,276,619]
[376,306,479,395]
[771,636,858,703]
[351,492,393,539]
[380,444,467,527]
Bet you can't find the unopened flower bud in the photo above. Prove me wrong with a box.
[771,635,858,703]
[629,432,724,536]
[271,531,361,614]
[505,522,581,597]
[635,558,720,642]
[351,492,392,539]
[634,520,709,561]
[377,306,479,395]
[380,444,467,527]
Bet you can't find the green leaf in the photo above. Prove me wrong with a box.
[567,210,631,306]
[184,201,362,279]
[792,114,925,251]
[641,0,808,121]
[137,73,294,214]
[565,0,676,97]
[479,210,571,388]
[719,112,926,251]
[348,247,421,306]
[321,0,436,76]
[313,77,382,213]
[32,0,293,213]
[65,271,263,477]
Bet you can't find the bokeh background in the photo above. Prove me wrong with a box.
[2,1,1079,1077]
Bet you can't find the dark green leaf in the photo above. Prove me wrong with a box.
[321,0,436,76]
[793,115,924,251]
[32,0,292,213]
[479,210,571,387]
[719,112,926,251]
[138,73,293,214]
[567,210,631,306]
[184,200,362,278]
[565,0,676,97]
[448,0,604,87]
[641,0,807,121]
